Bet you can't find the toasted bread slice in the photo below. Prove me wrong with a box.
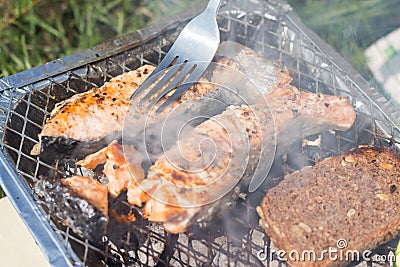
[258,146,400,267]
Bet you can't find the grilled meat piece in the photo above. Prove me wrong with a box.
[267,84,356,155]
[213,41,293,95]
[125,57,293,163]
[127,83,356,234]
[31,65,154,156]
[77,140,144,198]
[258,146,400,267]
[30,65,217,159]
[34,176,108,242]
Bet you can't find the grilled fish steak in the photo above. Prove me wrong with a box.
[61,176,108,215]
[30,65,219,159]
[31,65,153,156]
[258,146,400,267]
[126,83,356,234]
[213,41,293,95]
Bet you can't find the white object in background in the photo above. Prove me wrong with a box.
[365,28,400,105]
[0,197,50,267]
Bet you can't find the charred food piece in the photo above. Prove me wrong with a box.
[34,176,108,242]
[258,146,400,267]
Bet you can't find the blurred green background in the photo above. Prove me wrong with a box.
[1,0,400,198]
[287,0,400,82]
[0,0,202,78]
[2,0,400,79]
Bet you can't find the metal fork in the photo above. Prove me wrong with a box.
[131,0,222,112]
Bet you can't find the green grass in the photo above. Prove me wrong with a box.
[286,0,400,80]
[0,0,200,78]
[2,0,398,79]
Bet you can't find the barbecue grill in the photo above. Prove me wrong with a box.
[1,0,400,266]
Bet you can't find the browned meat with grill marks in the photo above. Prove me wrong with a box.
[126,83,356,234]
[30,65,154,156]
[35,142,143,242]
[213,41,293,95]
[30,65,218,158]
[258,146,400,267]
[267,84,356,155]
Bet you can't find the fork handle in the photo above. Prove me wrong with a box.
[206,0,222,15]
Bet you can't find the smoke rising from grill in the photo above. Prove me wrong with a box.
[121,61,276,208]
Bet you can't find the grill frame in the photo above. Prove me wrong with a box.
[1,0,400,266]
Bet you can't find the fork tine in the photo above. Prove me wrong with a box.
[155,65,206,113]
[155,83,193,113]
[146,62,196,110]
[139,64,183,103]
[130,73,160,100]
[130,54,180,100]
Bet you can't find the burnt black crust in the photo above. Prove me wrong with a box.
[38,135,114,162]
[34,177,108,243]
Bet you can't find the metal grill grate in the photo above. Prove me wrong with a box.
[1,0,400,266]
